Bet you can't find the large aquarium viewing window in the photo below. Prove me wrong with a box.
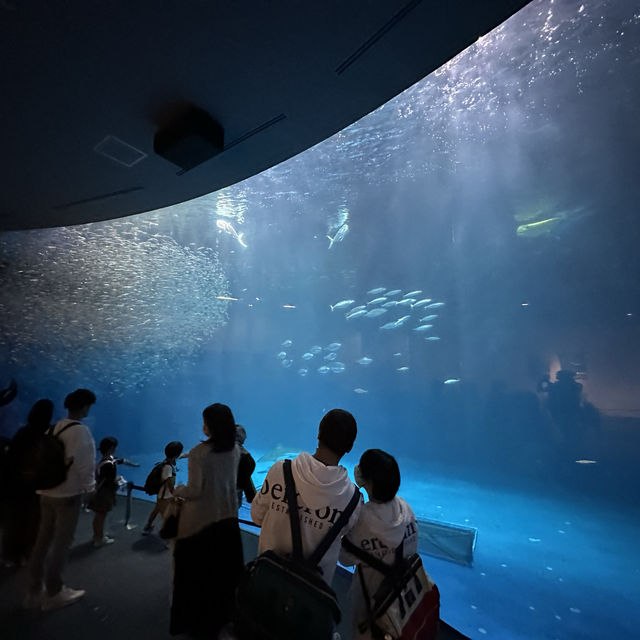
[1,1,638,638]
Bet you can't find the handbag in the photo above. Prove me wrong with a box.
[159,499,182,539]
[236,459,361,640]
[342,538,440,640]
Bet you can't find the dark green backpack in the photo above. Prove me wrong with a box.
[236,459,360,640]
[143,461,168,495]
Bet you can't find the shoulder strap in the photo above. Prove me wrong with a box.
[282,459,303,561]
[283,459,361,568]
[341,537,396,576]
[49,420,81,438]
[309,485,361,568]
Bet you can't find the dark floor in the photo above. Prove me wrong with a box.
[0,496,466,639]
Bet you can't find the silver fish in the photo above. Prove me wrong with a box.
[298,368,308,377]
[382,300,398,308]
[324,352,337,361]
[380,321,399,330]
[346,309,368,320]
[397,367,410,372]
[330,299,355,311]
[385,289,402,297]
[426,302,446,309]
[282,359,292,368]
[357,357,373,365]
[216,219,247,248]
[310,345,323,355]
[327,224,349,249]
[331,362,345,373]
[444,378,460,384]
[326,342,342,351]
[277,351,287,359]
[282,339,293,347]
[365,308,387,318]
[396,298,415,307]
[367,287,386,295]
[412,299,432,308]
[394,315,411,326]
[353,388,368,394]
[302,352,315,360]
[350,305,367,313]
[317,366,330,374]
[420,314,438,322]
[403,290,422,298]
[425,336,441,341]
[413,324,433,332]
[367,297,387,306]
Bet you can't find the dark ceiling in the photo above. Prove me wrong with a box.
[0,0,530,231]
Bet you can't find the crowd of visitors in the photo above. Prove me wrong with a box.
[1,391,433,640]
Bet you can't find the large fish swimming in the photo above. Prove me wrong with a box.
[367,287,386,295]
[412,299,432,309]
[426,302,445,309]
[413,324,433,332]
[357,357,373,365]
[346,309,368,320]
[396,298,415,307]
[257,445,300,463]
[330,299,355,311]
[385,289,402,297]
[403,290,422,298]
[327,224,349,249]
[216,219,247,248]
[365,308,387,318]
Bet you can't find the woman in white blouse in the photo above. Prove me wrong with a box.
[170,403,244,638]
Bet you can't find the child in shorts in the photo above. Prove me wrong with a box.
[89,437,121,547]
[142,441,184,535]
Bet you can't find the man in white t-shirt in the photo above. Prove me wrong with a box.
[251,408,362,584]
[25,388,97,611]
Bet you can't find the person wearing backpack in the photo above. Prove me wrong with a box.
[141,440,184,536]
[339,449,435,640]
[2,399,54,567]
[24,388,97,611]
[250,409,362,588]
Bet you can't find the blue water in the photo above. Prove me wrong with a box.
[1,0,640,638]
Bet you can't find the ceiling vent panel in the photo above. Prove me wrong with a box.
[94,135,148,167]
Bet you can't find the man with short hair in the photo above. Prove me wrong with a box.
[25,388,97,611]
[251,408,361,584]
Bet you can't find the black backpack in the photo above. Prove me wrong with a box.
[143,461,168,495]
[236,458,361,640]
[21,421,81,490]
